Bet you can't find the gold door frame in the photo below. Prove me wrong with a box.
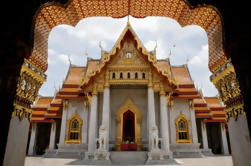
[115,98,142,150]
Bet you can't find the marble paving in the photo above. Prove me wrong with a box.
[25,155,233,166]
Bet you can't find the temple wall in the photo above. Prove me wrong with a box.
[66,100,87,144]
[110,86,148,143]
[169,100,193,144]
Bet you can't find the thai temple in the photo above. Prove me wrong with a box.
[27,22,230,164]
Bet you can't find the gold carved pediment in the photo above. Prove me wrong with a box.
[108,39,149,68]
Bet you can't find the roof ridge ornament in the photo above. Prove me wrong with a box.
[67,55,72,66]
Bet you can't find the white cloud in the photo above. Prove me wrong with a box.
[58,54,70,64]
[189,44,208,66]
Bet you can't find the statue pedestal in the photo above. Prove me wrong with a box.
[147,149,164,160]
[94,150,110,160]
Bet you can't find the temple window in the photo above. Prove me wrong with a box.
[65,113,82,144]
[135,72,138,79]
[175,113,191,143]
[142,73,146,79]
[126,52,132,59]
[120,72,123,79]
[112,72,116,79]
[127,72,130,79]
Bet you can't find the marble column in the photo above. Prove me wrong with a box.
[148,87,157,150]
[220,123,229,155]
[189,102,198,143]
[201,121,208,149]
[28,123,37,155]
[49,122,56,150]
[100,87,110,151]
[88,87,98,153]
[59,101,68,144]
[160,92,170,153]
[82,102,89,144]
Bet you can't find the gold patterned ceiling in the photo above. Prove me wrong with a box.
[29,0,227,73]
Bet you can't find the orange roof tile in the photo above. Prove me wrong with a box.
[171,66,193,85]
[32,97,53,109]
[157,60,171,74]
[204,97,224,109]
[64,67,85,85]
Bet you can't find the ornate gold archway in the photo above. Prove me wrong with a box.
[115,98,142,150]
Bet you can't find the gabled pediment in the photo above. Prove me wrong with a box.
[81,22,177,90]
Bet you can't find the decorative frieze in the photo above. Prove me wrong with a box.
[210,59,245,121]
[12,59,46,121]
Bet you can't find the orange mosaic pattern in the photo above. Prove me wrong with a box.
[30,0,227,73]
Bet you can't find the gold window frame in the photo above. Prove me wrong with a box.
[65,113,83,144]
[175,113,192,143]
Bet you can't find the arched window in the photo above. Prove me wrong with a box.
[175,113,191,143]
[65,113,82,144]
[112,72,116,79]
[142,73,146,79]
[120,72,123,79]
[135,72,138,79]
[127,72,130,79]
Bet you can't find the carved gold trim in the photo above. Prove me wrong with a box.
[12,103,32,121]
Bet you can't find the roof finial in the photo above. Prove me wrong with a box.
[186,55,189,64]
[154,40,158,51]
[84,49,89,59]
[99,41,103,51]
[67,55,72,66]
[168,44,175,59]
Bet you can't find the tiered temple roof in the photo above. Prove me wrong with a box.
[31,60,226,123]
[31,23,225,123]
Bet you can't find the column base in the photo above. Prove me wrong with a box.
[201,148,213,156]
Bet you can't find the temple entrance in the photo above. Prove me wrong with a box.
[121,110,137,151]
[123,110,135,142]
[115,98,142,151]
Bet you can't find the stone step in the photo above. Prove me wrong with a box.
[110,151,148,165]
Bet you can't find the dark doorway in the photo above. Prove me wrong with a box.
[123,110,135,143]
[207,123,222,154]
[35,123,51,155]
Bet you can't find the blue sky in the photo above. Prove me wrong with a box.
[39,16,218,97]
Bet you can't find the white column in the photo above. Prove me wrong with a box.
[190,103,198,143]
[160,94,170,152]
[220,123,229,155]
[82,102,89,144]
[28,123,37,155]
[148,87,157,150]
[100,87,110,151]
[201,121,208,149]
[59,101,68,144]
[49,122,56,150]
[88,93,98,153]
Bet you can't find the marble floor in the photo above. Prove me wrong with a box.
[25,155,233,166]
